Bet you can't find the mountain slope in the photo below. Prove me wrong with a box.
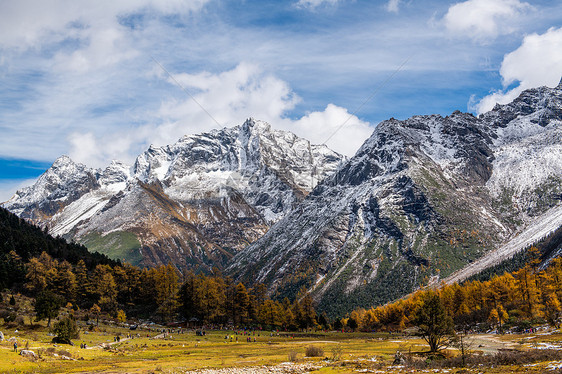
[3,119,343,271]
[229,81,562,316]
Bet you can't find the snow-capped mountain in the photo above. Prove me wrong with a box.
[5,81,562,315]
[229,80,562,316]
[3,119,343,271]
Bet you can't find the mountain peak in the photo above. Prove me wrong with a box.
[52,155,76,168]
[242,117,271,134]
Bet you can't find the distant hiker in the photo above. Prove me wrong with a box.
[13,341,17,352]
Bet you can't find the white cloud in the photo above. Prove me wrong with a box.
[0,0,209,50]
[155,62,299,135]
[158,63,373,157]
[55,25,139,73]
[0,0,209,75]
[471,27,562,114]
[288,104,372,157]
[386,0,401,13]
[296,0,341,9]
[65,62,372,166]
[444,0,531,42]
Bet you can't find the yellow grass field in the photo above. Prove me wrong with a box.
[1,321,562,373]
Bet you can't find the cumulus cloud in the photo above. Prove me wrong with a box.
[386,0,401,13]
[155,62,300,137]
[157,63,372,157]
[288,104,372,157]
[471,27,562,114]
[66,62,372,166]
[444,0,531,42]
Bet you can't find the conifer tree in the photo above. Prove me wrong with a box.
[155,264,179,322]
[545,294,561,328]
[233,283,250,325]
[90,303,101,326]
[92,265,117,313]
[25,257,48,295]
[412,291,454,353]
[35,290,64,327]
[74,259,93,305]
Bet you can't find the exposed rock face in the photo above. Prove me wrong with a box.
[2,119,343,271]
[229,82,562,316]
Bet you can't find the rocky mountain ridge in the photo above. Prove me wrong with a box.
[229,80,562,315]
[3,119,343,271]
[4,81,562,315]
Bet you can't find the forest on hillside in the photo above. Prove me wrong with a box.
[2,206,562,334]
[344,247,562,334]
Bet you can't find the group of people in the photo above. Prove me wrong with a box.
[223,335,258,343]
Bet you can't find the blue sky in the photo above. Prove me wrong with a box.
[0,0,561,202]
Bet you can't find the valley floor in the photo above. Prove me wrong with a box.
[1,323,562,373]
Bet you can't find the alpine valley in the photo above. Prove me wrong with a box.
[4,81,562,315]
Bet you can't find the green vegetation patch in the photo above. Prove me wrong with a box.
[81,231,142,266]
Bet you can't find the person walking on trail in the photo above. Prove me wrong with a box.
[13,341,17,352]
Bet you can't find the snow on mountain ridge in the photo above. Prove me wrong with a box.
[130,118,343,223]
[3,118,344,271]
[5,155,99,218]
[229,81,562,316]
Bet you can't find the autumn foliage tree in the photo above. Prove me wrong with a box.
[412,291,455,353]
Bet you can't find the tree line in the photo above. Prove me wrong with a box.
[0,207,322,328]
[20,251,324,329]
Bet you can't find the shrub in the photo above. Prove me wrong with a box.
[305,345,324,357]
[330,346,343,361]
[52,316,80,343]
[404,349,562,369]
[288,350,299,362]
[0,309,16,322]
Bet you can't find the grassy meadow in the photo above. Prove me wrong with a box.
[2,318,562,374]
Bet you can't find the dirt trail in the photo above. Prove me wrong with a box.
[87,336,130,349]
[464,334,520,354]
